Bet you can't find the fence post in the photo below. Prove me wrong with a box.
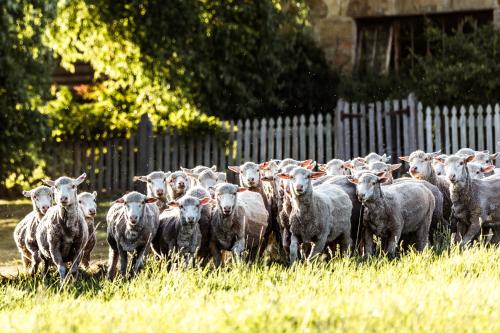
[335,99,344,159]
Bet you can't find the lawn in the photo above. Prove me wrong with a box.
[1,199,499,332]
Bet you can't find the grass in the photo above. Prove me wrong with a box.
[1,200,500,332]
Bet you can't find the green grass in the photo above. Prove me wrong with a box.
[1,200,500,332]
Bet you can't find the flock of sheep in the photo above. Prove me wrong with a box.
[13,146,500,281]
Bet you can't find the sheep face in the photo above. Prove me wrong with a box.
[78,191,97,218]
[44,173,86,207]
[320,159,348,176]
[169,195,210,225]
[365,153,390,166]
[468,162,495,179]
[444,155,475,184]
[229,162,263,189]
[400,150,439,180]
[474,151,499,166]
[216,172,227,184]
[279,167,324,196]
[215,183,244,216]
[432,154,448,176]
[115,192,156,226]
[369,162,400,183]
[134,171,170,199]
[167,172,190,197]
[22,185,53,215]
[350,157,369,171]
[195,169,219,190]
[350,172,385,203]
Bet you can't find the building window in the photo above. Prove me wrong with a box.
[354,10,493,75]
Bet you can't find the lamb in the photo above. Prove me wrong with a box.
[152,195,211,267]
[106,191,159,279]
[439,155,500,245]
[185,186,213,259]
[399,150,452,220]
[181,165,217,175]
[78,191,97,268]
[133,171,171,211]
[14,186,53,273]
[36,173,89,280]
[349,172,435,257]
[365,152,391,166]
[369,162,401,183]
[467,162,495,180]
[472,151,499,166]
[209,183,268,266]
[278,167,352,263]
[318,159,350,176]
[166,171,191,201]
[347,157,369,171]
[187,168,219,190]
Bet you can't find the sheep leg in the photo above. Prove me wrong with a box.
[69,241,85,278]
[310,234,328,259]
[231,238,245,263]
[132,243,150,276]
[107,245,119,280]
[289,234,299,264]
[82,251,91,269]
[461,215,481,246]
[281,227,290,255]
[340,233,352,257]
[363,228,374,257]
[48,242,66,280]
[209,240,222,267]
[118,247,128,278]
[490,226,500,244]
[29,251,41,275]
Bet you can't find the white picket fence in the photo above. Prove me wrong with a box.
[45,94,500,192]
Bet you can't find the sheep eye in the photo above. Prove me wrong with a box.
[72,185,76,189]
[147,179,152,183]
[460,162,464,165]
[179,205,184,209]
[79,200,81,204]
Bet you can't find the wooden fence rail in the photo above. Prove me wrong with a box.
[44,95,500,193]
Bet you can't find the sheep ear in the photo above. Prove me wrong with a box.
[92,191,97,198]
[347,176,358,185]
[465,155,475,164]
[399,156,410,162]
[42,179,55,187]
[210,165,217,172]
[390,164,401,172]
[376,171,386,178]
[259,161,270,170]
[237,187,247,192]
[144,197,158,204]
[277,173,291,180]
[481,165,496,173]
[490,152,500,160]
[317,164,326,172]
[433,156,446,164]
[299,159,313,167]
[429,150,441,158]
[228,166,240,173]
[378,175,389,183]
[22,190,32,198]
[74,173,87,186]
[133,175,148,182]
[305,161,317,170]
[311,171,325,179]
[200,197,211,206]
[261,176,274,182]
[114,197,125,204]
[167,201,178,208]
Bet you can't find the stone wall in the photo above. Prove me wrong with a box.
[307,0,499,71]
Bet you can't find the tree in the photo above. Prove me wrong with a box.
[0,1,56,192]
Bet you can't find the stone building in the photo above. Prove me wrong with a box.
[307,0,500,72]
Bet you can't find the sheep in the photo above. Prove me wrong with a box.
[318,159,350,176]
[472,151,499,166]
[152,195,211,267]
[467,162,495,180]
[166,171,191,201]
[133,171,171,211]
[365,152,391,166]
[187,168,219,190]
[106,191,159,279]
[277,167,352,263]
[185,186,213,259]
[370,162,446,244]
[432,154,448,176]
[369,162,401,183]
[349,172,435,257]
[78,191,97,268]
[439,155,500,245]
[36,173,89,280]
[215,171,227,184]
[399,150,452,220]
[14,186,53,273]
[209,183,268,266]
[347,157,369,172]
[277,158,313,172]
[456,148,475,156]
[181,165,217,175]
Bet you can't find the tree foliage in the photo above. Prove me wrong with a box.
[43,0,337,140]
[0,1,56,191]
